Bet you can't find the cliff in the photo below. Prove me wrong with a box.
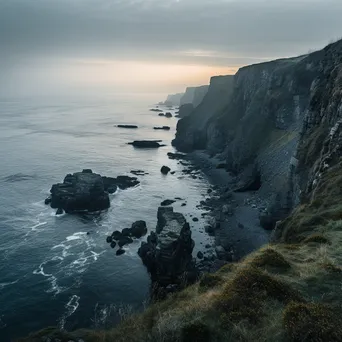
[179,85,209,107]
[173,75,234,151]
[162,93,184,106]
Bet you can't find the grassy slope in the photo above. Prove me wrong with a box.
[22,170,342,341]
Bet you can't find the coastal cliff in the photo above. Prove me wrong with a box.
[21,40,342,342]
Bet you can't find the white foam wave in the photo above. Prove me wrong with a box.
[59,295,80,330]
[0,279,19,291]
[66,232,88,241]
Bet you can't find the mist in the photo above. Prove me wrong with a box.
[1,0,342,97]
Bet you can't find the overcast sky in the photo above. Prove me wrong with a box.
[1,0,341,96]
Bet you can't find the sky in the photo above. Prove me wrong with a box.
[0,0,342,96]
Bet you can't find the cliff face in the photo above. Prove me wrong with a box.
[164,93,184,106]
[173,75,234,152]
[179,85,209,107]
[174,40,342,227]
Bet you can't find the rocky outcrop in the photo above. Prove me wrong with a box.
[138,207,196,286]
[117,125,138,129]
[177,103,194,118]
[46,170,139,213]
[173,75,234,152]
[154,126,170,130]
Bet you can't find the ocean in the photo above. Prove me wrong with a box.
[0,92,213,341]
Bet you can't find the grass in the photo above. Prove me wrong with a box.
[249,248,291,270]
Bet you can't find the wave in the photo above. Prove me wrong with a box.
[58,295,80,330]
[3,173,37,183]
[0,279,19,291]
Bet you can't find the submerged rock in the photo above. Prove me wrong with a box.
[128,140,165,148]
[116,248,125,256]
[117,125,138,129]
[118,236,133,247]
[154,126,170,130]
[109,221,147,244]
[138,207,196,286]
[161,199,176,206]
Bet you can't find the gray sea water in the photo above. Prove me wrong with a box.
[0,92,213,341]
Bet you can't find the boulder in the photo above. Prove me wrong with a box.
[106,236,112,243]
[158,113,165,116]
[138,207,196,286]
[102,175,139,191]
[130,220,147,238]
[118,237,133,247]
[112,231,122,241]
[161,199,176,206]
[110,241,117,248]
[128,140,165,148]
[167,152,186,160]
[116,249,125,256]
[117,125,138,129]
[56,208,64,215]
[49,170,110,213]
[154,126,170,130]
[150,108,163,112]
[161,166,171,175]
[165,112,173,118]
[45,197,52,205]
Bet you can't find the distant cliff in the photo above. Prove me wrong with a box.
[180,85,209,107]
[173,39,342,231]
[162,93,184,106]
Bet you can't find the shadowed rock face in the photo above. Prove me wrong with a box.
[47,170,139,213]
[138,207,196,286]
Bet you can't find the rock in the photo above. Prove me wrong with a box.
[154,126,170,130]
[207,189,213,194]
[161,199,176,206]
[48,171,140,214]
[197,251,204,259]
[165,112,173,118]
[118,236,133,247]
[170,171,176,175]
[56,208,63,215]
[167,152,186,160]
[102,175,139,191]
[238,223,245,229]
[130,170,147,176]
[128,140,165,148]
[121,228,131,236]
[150,108,163,112]
[205,226,215,236]
[161,166,171,175]
[215,246,226,260]
[112,231,122,241]
[181,203,187,207]
[110,241,117,248]
[130,220,147,238]
[44,197,52,205]
[106,236,112,243]
[259,212,276,230]
[117,125,138,129]
[205,244,211,249]
[192,217,199,222]
[158,113,165,116]
[138,207,196,286]
[49,170,110,213]
[116,249,125,256]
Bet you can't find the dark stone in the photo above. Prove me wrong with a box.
[205,226,215,236]
[106,236,112,243]
[112,231,122,241]
[130,220,147,238]
[192,217,199,222]
[118,236,133,247]
[170,171,176,175]
[116,248,125,256]
[121,228,131,236]
[150,108,163,112]
[259,213,276,230]
[56,208,63,215]
[161,199,176,206]
[158,113,165,116]
[161,166,171,175]
[165,112,173,118]
[205,244,211,249]
[110,241,117,248]
[82,169,93,174]
[154,126,170,130]
[50,171,110,213]
[197,251,204,259]
[138,207,196,286]
[167,152,186,160]
[181,203,187,207]
[207,189,213,194]
[102,175,139,191]
[117,125,138,129]
[128,140,165,148]
[44,197,52,205]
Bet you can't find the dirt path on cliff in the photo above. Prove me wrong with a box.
[188,151,270,261]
